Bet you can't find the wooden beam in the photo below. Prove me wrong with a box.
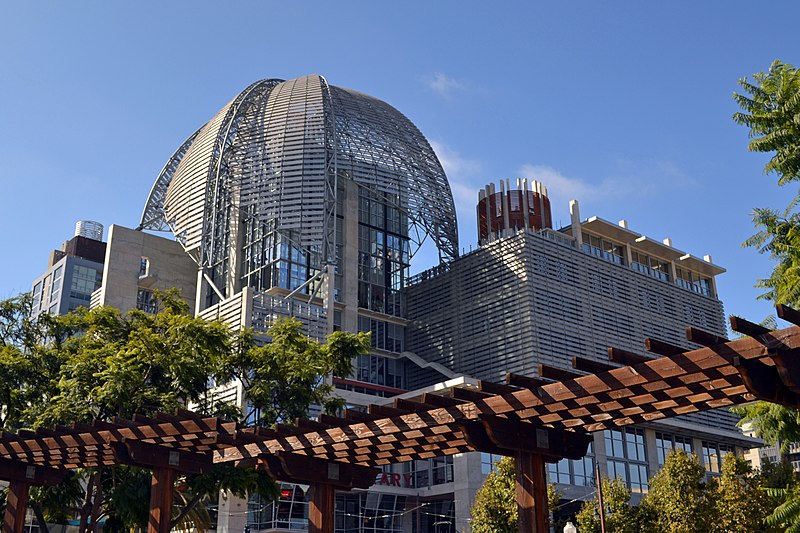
[777,304,800,326]
[730,316,772,338]
[308,483,335,533]
[111,439,212,474]
[644,338,684,357]
[479,380,523,395]
[147,466,175,533]
[572,356,617,374]
[686,326,728,348]
[506,372,548,392]
[368,404,410,418]
[452,387,494,402]
[538,364,584,382]
[515,451,549,533]
[421,392,468,408]
[0,456,68,486]
[393,397,440,413]
[608,347,650,365]
[2,480,30,533]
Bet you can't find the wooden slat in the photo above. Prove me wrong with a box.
[506,372,549,390]
[538,364,584,382]
[608,347,650,365]
[644,338,684,357]
[452,387,494,402]
[479,380,523,395]
[420,393,468,408]
[686,326,728,347]
[572,356,616,374]
[730,315,773,337]
[777,304,800,326]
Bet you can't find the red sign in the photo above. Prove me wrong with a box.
[375,472,414,488]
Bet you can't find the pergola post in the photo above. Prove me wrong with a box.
[2,480,30,533]
[515,451,548,533]
[308,483,335,533]
[147,466,175,533]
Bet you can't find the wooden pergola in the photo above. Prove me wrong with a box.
[3,306,800,533]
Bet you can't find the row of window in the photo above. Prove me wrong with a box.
[582,232,714,296]
[483,430,737,494]
[351,351,404,389]
[358,317,405,353]
[33,263,103,315]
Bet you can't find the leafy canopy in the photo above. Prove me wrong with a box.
[470,456,559,533]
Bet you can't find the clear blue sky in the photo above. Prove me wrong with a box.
[1,2,798,330]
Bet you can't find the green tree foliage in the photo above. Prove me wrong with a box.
[733,60,800,187]
[715,453,772,532]
[227,317,370,426]
[733,60,800,306]
[471,456,518,533]
[639,450,713,533]
[0,291,368,531]
[469,456,560,533]
[575,477,637,533]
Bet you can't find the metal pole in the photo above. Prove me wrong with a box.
[595,463,606,533]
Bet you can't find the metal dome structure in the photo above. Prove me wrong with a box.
[140,74,458,305]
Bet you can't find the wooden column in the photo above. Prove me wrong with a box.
[515,451,548,533]
[2,480,30,533]
[308,483,335,533]
[147,466,175,533]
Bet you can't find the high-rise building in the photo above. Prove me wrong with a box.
[404,181,755,526]
[30,224,106,318]
[137,74,460,531]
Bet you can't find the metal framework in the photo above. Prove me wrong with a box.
[5,307,800,532]
[139,75,459,304]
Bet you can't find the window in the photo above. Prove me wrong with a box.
[631,251,671,282]
[136,288,157,314]
[70,265,102,301]
[32,282,42,310]
[50,266,63,303]
[583,233,626,266]
[405,456,453,488]
[702,441,734,474]
[350,350,404,389]
[139,257,149,276]
[656,432,694,465]
[676,268,713,297]
[358,316,405,353]
[547,441,595,486]
[605,428,649,493]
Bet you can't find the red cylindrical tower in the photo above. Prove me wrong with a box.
[477,179,552,245]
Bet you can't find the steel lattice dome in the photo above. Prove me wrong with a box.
[140,75,459,270]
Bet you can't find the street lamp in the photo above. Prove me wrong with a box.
[563,521,577,533]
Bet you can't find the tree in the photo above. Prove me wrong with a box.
[226,317,370,427]
[733,60,800,307]
[639,450,714,533]
[0,291,369,531]
[732,61,800,530]
[733,60,800,187]
[469,456,560,533]
[575,477,637,533]
[714,452,772,532]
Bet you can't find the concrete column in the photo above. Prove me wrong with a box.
[644,429,660,481]
[342,180,360,333]
[569,200,582,247]
[454,452,483,532]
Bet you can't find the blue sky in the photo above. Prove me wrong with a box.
[1,2,798,329]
